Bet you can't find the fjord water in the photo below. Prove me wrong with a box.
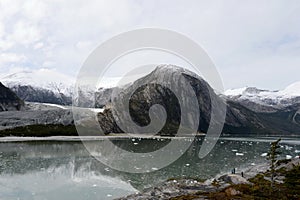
[0,136,300,200]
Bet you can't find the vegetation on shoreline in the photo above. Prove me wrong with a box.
[167,159,300,200]
[0,124,78,137]
[170,139,300,200]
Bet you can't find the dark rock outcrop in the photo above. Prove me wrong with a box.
[0,82,24,111]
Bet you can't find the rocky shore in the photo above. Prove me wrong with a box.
[116,158,300,200]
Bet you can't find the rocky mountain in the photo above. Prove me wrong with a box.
[225,83,300,112]
[1,69,116,107]
[0,82,24,111]
[8,84,73,105]
[1,69,74,105]
[97,65,300,135]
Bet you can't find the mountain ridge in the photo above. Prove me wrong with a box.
[97,65,300,135]
[1,66,300,136]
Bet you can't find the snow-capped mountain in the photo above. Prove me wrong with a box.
[0,68,118,107]
[0,69,75,105]
[225,82,300,108]
[1,69,75,96]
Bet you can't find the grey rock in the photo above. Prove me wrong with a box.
[218,174,250,185]
[115,179,218,200]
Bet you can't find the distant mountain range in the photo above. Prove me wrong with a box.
[225,83,300,112]
[2,68,300,109]
[1,66,300,135]
[1,69,74,105]
[0,69,117,107]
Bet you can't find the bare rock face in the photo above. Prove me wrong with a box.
[0,82,24,111]
[97,109,123,134]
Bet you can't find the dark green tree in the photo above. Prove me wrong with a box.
[267,138,281,187]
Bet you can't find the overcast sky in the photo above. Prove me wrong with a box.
[0,0,299,90]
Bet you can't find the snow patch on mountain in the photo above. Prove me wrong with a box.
[225,87,248,96]
[282,82,300,97]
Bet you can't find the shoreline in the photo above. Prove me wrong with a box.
[116,158,300,200]
[1,134,300,143]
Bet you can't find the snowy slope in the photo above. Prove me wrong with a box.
[1,69,75,96]
[282,82,300,97]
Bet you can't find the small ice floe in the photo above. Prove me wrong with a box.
[236,153,244,156]
[285,145,293,150]
[261,153,268,157]
[133,143,138,145]
[286,155,292,159]
[232,149,238,152]
[185,163,190,167]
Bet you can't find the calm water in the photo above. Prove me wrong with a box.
[0,136,300,200]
